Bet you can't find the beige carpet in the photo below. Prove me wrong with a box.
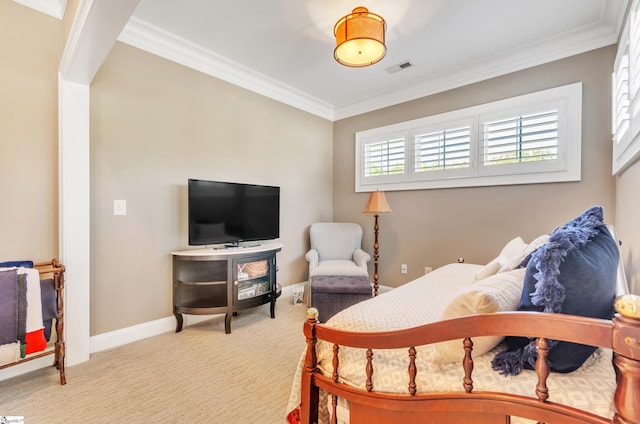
[0,295,308,424]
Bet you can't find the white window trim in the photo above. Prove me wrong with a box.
[612,0,640,175]
[356,82,582,192]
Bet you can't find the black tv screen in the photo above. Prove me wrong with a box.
[188,179,280,246]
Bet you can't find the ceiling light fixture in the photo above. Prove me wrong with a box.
[334,6,386,67]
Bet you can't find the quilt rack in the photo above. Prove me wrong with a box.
[0,259,66,385]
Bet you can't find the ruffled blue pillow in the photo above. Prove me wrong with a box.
[492,206,619,375]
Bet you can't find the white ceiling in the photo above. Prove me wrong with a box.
[21,0,630,120]
[120,0,628,120]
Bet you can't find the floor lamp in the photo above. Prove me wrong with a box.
[363,190,392,296]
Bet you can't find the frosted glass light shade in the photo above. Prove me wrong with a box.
[334,7,386,67]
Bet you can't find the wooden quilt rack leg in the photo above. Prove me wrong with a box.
[45,259,66,385]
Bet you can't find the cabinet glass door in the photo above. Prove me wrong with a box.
[235,258,272,300]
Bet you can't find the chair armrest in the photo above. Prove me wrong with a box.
[305,249,319,268]
[353,249,371,268]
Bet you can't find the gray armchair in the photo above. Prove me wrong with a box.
[305,222,371,278]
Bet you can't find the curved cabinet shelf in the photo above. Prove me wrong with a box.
[171,242,282,334]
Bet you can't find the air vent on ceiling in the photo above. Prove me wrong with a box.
[385,61,414,74]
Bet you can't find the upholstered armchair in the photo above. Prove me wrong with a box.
[305,222,371,279]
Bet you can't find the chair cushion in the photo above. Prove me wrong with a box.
[309,260,369,278]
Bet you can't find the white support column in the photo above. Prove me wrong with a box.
[57,0,141,366]
[58,78,91,365]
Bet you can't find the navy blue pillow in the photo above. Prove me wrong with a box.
[0,260,33,268]
[493,207,619,375]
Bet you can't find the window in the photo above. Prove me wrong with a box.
[612,0,640,175]
[356,82,582,192]
[482,110,558,166]
[415,125,471,172]
[364,137,405,177]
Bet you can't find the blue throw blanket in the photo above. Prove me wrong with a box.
[0,270,19,345]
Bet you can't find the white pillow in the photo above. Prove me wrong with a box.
[472,258,501,283]
[499,237,527,262]
[471,237,525,282]
[432,268,526,363]
[499,234,549,273]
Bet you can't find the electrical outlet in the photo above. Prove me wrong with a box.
[114,199,127,216]
[424,266,433,275]
[401,264,407,274]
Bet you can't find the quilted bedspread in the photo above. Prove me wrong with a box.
[285,263,616,423]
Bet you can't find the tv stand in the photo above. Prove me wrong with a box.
[171,242,282,334]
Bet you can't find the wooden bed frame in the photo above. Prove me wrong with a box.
[0,260,66,385]
[299,296,640,424]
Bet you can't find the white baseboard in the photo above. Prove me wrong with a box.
[89,314,215,353]
[1,281,382,382]
[90,283,387,355]
[95,285,301,353]
[281,283,300,298]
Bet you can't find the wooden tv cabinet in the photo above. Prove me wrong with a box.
[171,242,282,334]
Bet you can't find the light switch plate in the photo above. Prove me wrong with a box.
[114,199,126,216]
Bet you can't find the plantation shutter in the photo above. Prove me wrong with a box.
[363,137,405,177]
[629,1,640,124]
[612,0,640,174]
[613,51,630,144]
[356,82,580,191]
[482,110,558,167]
[414,126,471,172]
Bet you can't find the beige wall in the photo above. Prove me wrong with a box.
[334,47,617,288]
[90,43,333,334]
[3,3,637,341]
[0,2,64,261]
[616,161,640,294]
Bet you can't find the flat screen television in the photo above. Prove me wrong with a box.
[188,179,280,246]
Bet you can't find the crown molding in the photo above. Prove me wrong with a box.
[118,1,626,122]
[118,17,335,121]
[12,0,66,19]
[333,1,627,120]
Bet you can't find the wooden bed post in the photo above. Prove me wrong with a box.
[301,308,320,424]
[612,295,640,424]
